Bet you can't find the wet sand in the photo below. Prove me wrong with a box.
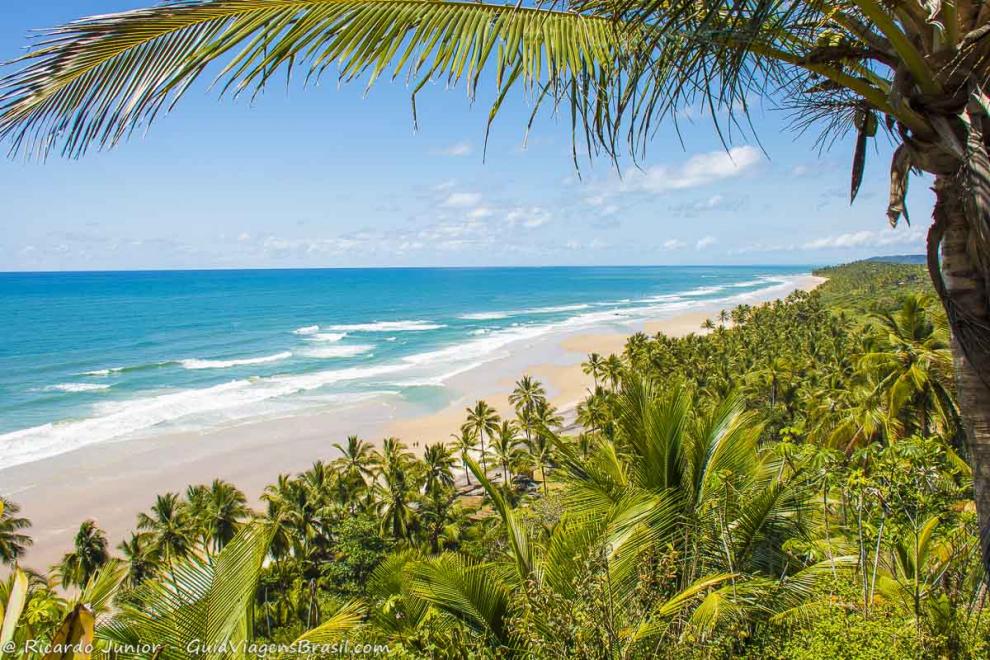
[1,275,825,571]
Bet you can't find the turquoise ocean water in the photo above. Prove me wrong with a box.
[0,266,810,470]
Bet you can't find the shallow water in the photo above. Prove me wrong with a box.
[0,265,810,469]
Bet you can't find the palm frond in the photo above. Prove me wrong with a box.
[467,455,535,585]
[0,568,28,647]
[98,521,274,660]
[0,0,625,159]
[293,599,365,644]
[407,554,515,649]
[625,572,734,645]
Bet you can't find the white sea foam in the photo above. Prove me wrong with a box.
[530,303,592,314]
[403,323,553,367]
[683,285,726,297]
[305,332,347,343]
[299,345,373,359]
[0,361,412,471]
[326,320,445,332]
[460,312,509,320]
[0,272,810,471]
[459,303,591,321]
[179,351,293,370]
[40,383,111,393]
[293,325,320,335]
[81,367,123,377]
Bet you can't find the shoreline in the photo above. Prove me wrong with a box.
[2,275,825,570]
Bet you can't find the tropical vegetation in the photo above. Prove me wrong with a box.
[0,260,986,658]
[3,1,990,579]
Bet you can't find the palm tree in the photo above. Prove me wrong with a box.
[450,428,478,488]
[860,294,956,437]
[0,498,32,566]
[422,443,457,496]
[376,437,415,482]
[509,375,547,448]
[576,386,611,437]
[260,474,298,565]
[137,493,193,572]
[375,466,416,541]
[57,520,109,589]
[491,420,522,485]
[100,523,362,657]
[117,532,157,588]
[202,479,250,553]
[464,401,500,478]
[7,0,990,572]
[602,354,624,391]
[582,353,606,389]
[332,435,376,502]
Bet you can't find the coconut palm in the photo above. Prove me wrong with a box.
[602,354,624,391]
[490,420,523,485]
[6,0,990,574]
[509,375,547,447]
[137,492,193,572]
[200,479,250,553]
[860,293,956,436]
[99,522,362,659]
[117,532,157,588]
[422,442,457,495]
[0,498,32,566]
[56,520,110,590]
[464,401,499,478]
[450,428,478,488]
[375,464,417,540]
[332,435,376,501]
[582,353,606,389]
[576,385,611,437]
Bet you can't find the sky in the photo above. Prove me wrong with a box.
[0,2,932,271]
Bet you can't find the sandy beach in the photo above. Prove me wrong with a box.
[2,275,825,570]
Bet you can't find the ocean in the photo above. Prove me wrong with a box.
[0,266,810,470]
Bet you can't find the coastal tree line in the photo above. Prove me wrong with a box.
[1,261,987,657]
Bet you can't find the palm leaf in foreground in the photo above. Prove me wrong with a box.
[98,521,274,659]
[0,0,623,159]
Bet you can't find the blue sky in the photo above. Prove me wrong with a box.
[0,2,931,271]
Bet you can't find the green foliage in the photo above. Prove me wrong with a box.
[321,513,394,596]
[2,262,984,657]
[815,261,933,314]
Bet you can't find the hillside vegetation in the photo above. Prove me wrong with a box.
[1,261,983,659]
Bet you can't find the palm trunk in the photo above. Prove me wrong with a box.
[931,176,990,576]
[479,432,488,477]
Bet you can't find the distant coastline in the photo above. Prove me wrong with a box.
[0,271,823,569]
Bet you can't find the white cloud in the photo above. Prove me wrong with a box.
[696,236,717,250]
[662,239,687,251]
[505,206,551,229]
[237,232,251,242]
[434,141,473,157]
[623,146,761,194]
[671,194,737,217]
[441,192,483,208]
[468,207,494,219]
[803,228,925,250]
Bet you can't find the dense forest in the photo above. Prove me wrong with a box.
[0,261,984,658]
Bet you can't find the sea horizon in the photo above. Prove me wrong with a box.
[0,262,824,275]
[0,265,813,471]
